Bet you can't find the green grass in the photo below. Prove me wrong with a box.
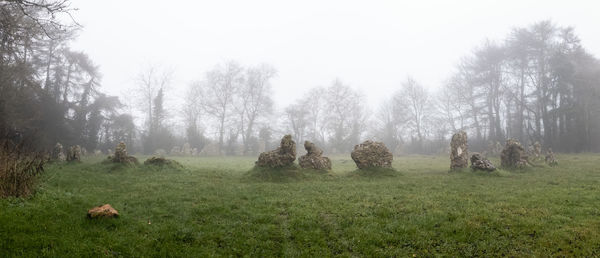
[2,154,600,257]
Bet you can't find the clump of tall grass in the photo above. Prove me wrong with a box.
[0,138,45,198]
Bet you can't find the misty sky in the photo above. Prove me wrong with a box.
[69,0,600,112]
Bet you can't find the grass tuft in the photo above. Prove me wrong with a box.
[245,164,307,182]
[347,167,400,178]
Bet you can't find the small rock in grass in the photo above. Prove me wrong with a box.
[87,204,119,219]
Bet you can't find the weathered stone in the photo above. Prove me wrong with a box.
[170,146,181,155]
[501,139,529,168]
[52,142,65,161]
[144,156,181,167]
[487,141,502,156]
[256,135,297,168]
[200,143,220,156]
[494,142,503,155]
[114,142,127,162]
[67,145,81,162]
[182,143,191,156]
[470,153,496,172]
[545,148,558,167]
[529,141,542,161]
[298,141,331,170]
[351,140,393,169]
[450,131,468,170]
[154,149,167,157]
[87,204,119,219]
[111,142,138,164]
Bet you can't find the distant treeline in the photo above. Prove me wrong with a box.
[1,0,599,155]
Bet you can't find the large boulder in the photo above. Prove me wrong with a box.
[87,204,119,219]
[501,139,529,168]
[470,153,496,172]
[51,142,65,161]
[450,131,468,170]
[351,140,393,169]
[67,145,81,162]
[298,141,331,170]
[256,135,297,168]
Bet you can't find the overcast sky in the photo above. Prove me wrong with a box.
[69,0,600,112]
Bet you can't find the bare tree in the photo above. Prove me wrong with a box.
[199,61,244,155]
[372,98,405,154]
[395,77,431,152]
[324,79,368,153]
[134,65,172,132]
[182,81,206,149]
[236,64,276,155]
[133,65,173,153]
[284,101,308,145]
[304,87,328,145]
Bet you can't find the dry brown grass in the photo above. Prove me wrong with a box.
[0,138,45,198]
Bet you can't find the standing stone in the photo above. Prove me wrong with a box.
[182,143,191,156]
[52,142,66,161]
[298,141,331,170]
[487,141,503,156]
[545,148,558,167]
[67,145,81,162]
[200,143,220,156]
[450,131,468,170]
[350,140,393,169]
[170,146,181,156]
[154,149,167,157]
[112,142,138,164]
[114,142,128,162]
[531,141,542,161]
[501,139,529,168]
[470,153,496,172]
[256,135,297,168]
[494,142,503,155]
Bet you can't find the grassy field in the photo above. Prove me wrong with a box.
[1,154,600,257]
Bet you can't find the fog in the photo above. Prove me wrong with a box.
[70,0,600,109]
[2,0,600,156]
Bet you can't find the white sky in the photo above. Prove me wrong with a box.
[69,0,600,112]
